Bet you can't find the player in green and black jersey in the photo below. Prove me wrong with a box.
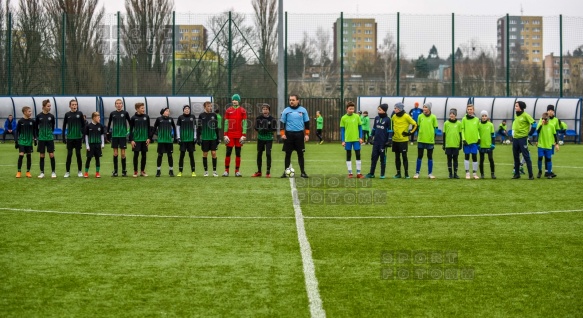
[176,105,197,177]
[83,112,105,178]
[107,99,131,177]
[62,99,85,178]
[15,106,36,178]
[252,104,277,177]
[129,102,152,177]
[154,107,177,177]
[197,101,221,177]
[36,99,56,178]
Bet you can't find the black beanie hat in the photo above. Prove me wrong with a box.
[183,105,190,111]
[160,107,169,115]
[547,105,555,112]
[379,103,389,112]
[517,101,527,110]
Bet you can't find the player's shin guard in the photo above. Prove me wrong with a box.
[18,155,23,170]
[121,157,127,172]
[50,157,55,172]
[168,154,173,169]
[140,153,147,171]
[416,158,422,174]
[489,153,495,173]
[179,152,185,172]
[113,155,119,172]
[76,149,82,171]
[284,152,292,169]
[402,152,409,176]
[257,151,263,172]
[189,152,195,171]
[212,158,217,171]
[266,152,271,173]
[157,154,163,168]
[66,150,73,172]
[133,151,140,171]
[428,159,433,175]
[464,159,469,172]
[235,157,241,170]
[235,146,241,170]
[203,157,208,171]
[39,157,45,173]
[95,157,101,172]
[545,156,552,173]
[538,157,543,172]
[447,155,453,175]
[26,154,32,171]
[298,152,305,173]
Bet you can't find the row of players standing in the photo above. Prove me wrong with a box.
[352,101,562,180]
[14,94,312,178]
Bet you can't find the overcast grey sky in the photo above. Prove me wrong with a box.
[98,0,581,16]
[96,0,582,59]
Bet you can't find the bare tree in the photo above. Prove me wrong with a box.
[207,10,253,96]
[310,26,336,97]
[121,0,174,95]
[44,0,105,94]
[378,32,398,96]
[11,0,52,94]
[0,0,9,94]
[252,0,277,65]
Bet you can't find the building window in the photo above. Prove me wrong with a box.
[564,79,570,84]
[533,35,540,39]
[533,20,541,25]
[554,69,559,75]
[533,28,541,32]
[510,35,517,39]
[368,86,375,92]
[352,37,356,42]
[533,58,540,62]
[365,45,373,49]
[510,27,517,32]
[533,42,540,47]
[193,29,200,33]
[364,37,372,42]
[511,20,517,24]
[365,23,373,27]
[365,30,372,34]
[411,84,417,92]
[532,50,540,54]
[343,30,348,34]
[343,37,348,42]
[343,23,348,27]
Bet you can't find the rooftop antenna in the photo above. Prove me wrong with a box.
[520,4,524,15]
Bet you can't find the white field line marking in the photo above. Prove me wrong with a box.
[290,177,326,318]
[304,209,583,219]
[0,208,581,221]
[0,208,293,219]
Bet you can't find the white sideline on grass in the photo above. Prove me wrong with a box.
[1,208,582,220]
[289,177,326,318]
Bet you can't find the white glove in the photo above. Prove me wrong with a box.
[224,136,230,144]
[240,136,246,144]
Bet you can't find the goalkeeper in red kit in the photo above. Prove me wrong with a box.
[222,94,247,177]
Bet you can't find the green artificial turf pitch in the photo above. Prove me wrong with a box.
[0,141,581,317]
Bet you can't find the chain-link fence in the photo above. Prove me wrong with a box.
[1,11,582,98]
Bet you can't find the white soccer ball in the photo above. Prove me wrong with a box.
[558,140,564,146]
[285,167,295,177]
[505,139,511,145]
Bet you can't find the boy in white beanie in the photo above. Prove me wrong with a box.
[478,110,496,179]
